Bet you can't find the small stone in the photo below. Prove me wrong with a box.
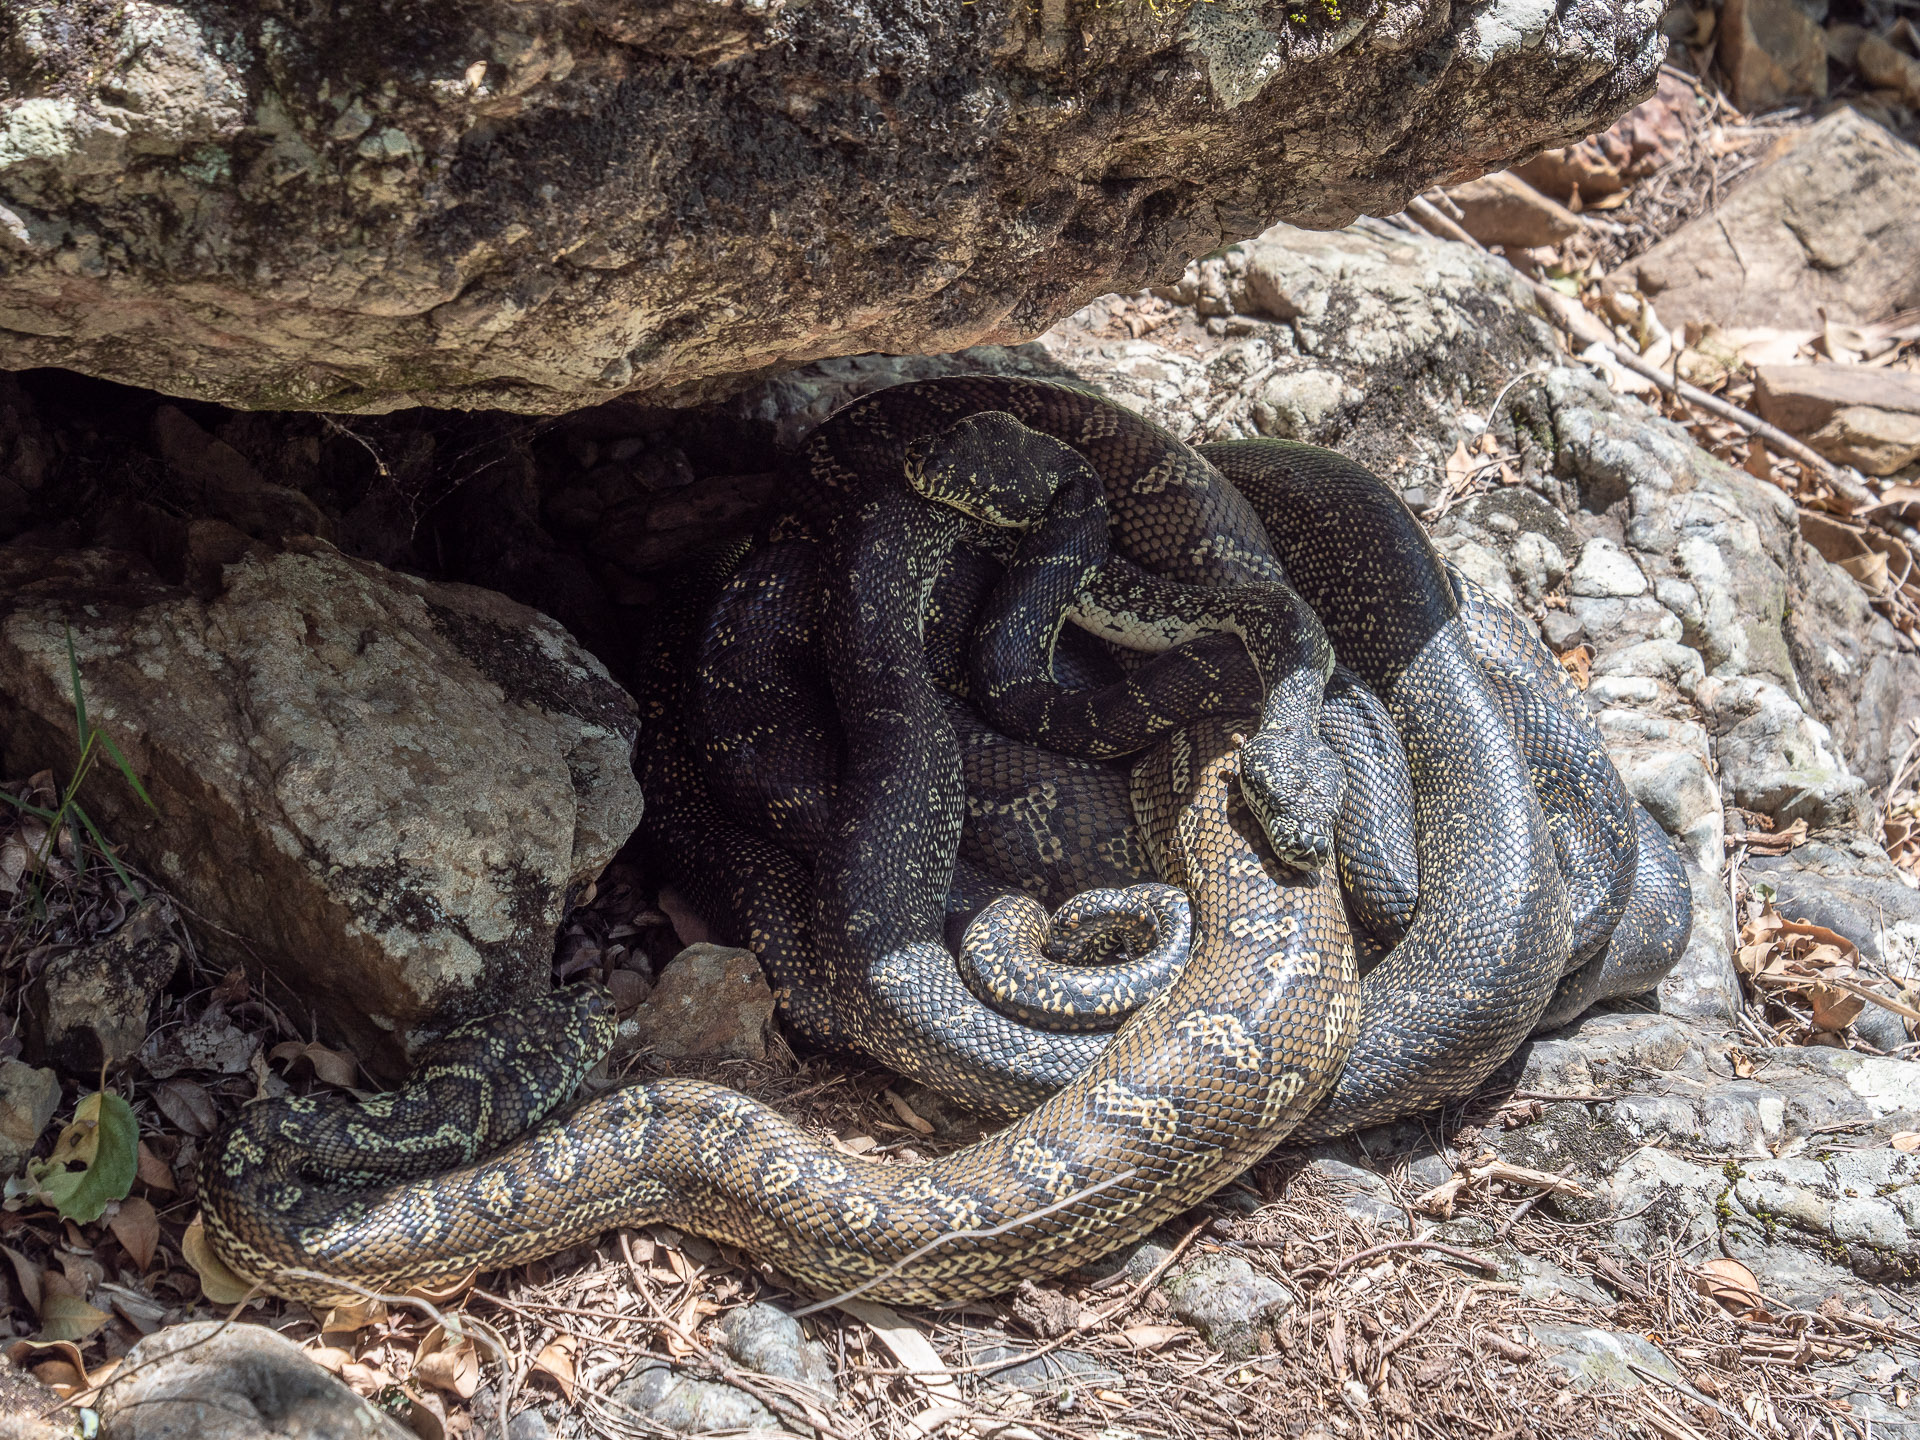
[716,1301,837,1403]
[1525,1322,1681,1389]
[1568,537,1648,598]
[0,1060,59,1176]
[96,1320,415,1440]
[1509,530,1568,603]
[966,1337,1122,1394]
[605,968,650,1012]
[1716,0,1827,109]
[26,901,182,1075]
[1160,1253,1294,1358]
[507,1411,552,1440]
[1441,171,1581,249]
[618,945,773,1062]
[608,1361,778,1435]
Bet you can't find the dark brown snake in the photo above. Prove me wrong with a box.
[200,377,1681,1301]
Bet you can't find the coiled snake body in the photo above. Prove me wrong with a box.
[202,376,1683,1302]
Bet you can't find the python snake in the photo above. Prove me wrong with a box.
[202,376,1681,1302]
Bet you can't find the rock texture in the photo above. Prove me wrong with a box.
[0,538,643,1071]
[1609,107,1920,331]
[1753,364,1920,476]
[96,1321,414,1440]
[0,0,1665,413]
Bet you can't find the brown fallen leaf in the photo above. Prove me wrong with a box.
[152,1079,218,1138]
[883,1089,935,1136]
[1556,644,1594,690]
[134,1141,175,1192]
[269,1040,360,1089]
[109,1196,159,1272]
[531,1336,577,1403]
[413,1325,480,1399]
[1,1245,44,1317]
[3,1338,115,1398]
[1694,1257,1765,1317]
[1892,1131,1920,1152]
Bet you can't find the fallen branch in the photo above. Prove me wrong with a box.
[1319,1238,1502,1281]
[1402,196,1877,513]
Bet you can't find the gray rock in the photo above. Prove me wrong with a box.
[0,1,1662,415]
[96,1320,414,1440]
[0,1059,59,1176]
[1305,1156,1409,1235]
[1569,537,1649,598]
[1161,1253,1295,1358]
[1747,842,1920,970]
[1734,1149,1920,1280]
[607,1361,780,1436]
[26,900,181,1075]
[1657,859,1742,1026]
[1524,1322,1680,1390]
[1725,1230,1898,1315]
[618,945,774,1063]
[1601,1147,1731,1254]
[0,542,643,1073]
[716,1303,836,1405]
[506,1413,551,1440]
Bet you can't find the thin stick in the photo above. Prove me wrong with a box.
[1626,1360,1769,1440]
[1402,196,1875,511]
[1376,1293,1449,1363]
[1321,1239,1501,1281]
[790,1166,1140,1317]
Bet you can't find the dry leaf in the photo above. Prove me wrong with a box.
[134,1141,175,1192]
[1695,1257,1764,1316]
[1119,1324,1189,1350]
[1892,1131,1920,1152]
[1731,1048,1754,1078]
[182,1216,255,1306]
[1556,644,1593,690]
[413,1326,480,1399]
[39,1293,111,1344]
[269,1040,359,1089]
[1,1245,44,1317]
[152,1079,218,1138]
[109,1196,159,1271]
[531,1336,577,1402]
[320,1296,387,1333]
[1808,983,1867,1033]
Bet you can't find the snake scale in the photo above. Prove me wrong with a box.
[202,375,1686,1303]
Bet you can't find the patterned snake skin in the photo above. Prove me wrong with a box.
[200,378,1674,1303]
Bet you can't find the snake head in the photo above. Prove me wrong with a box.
[906,412,1087,529]
[1236,728,1345,872]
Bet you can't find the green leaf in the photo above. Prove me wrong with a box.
[27,1093,138,1224]
[64,626,88,743]
[69,805,141,899]
[95,731,155,813]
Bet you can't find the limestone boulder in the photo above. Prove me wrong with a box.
[0,0,1665,414]
[0,538,643,1071]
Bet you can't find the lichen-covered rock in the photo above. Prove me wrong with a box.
[0,540,643,1071]
[1523,1322,1680,1390]
[25,899,182,1075]
[0,0,1663,414]
[605,1361,779,1437]
[715,1303,837,1406]
[1160,1253,1295,1358]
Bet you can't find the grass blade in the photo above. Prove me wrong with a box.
[0,794,58,821]
[70,805,141,899]
[64,626,88,741]
[94,732,155,813]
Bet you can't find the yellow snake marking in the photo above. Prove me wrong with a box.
[530,1130,580,1184]
[360,1094,398,1119]
[763,1156,803,1192]
[286,1096,318,1115]
[812,1156,849,1186]
[842,1195,881,1231]
[935,1192,985,1231]
[221,1132,267,1177]
[896,1174,939,1202]
[1011,1137,1078,1201]
[1091,1078,1179,1145]
[1173,1010,1265,1071]
[1258,1069,1308,1126]
[477,1171,516,1218]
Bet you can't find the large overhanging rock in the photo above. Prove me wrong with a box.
[0,0,1662,414]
